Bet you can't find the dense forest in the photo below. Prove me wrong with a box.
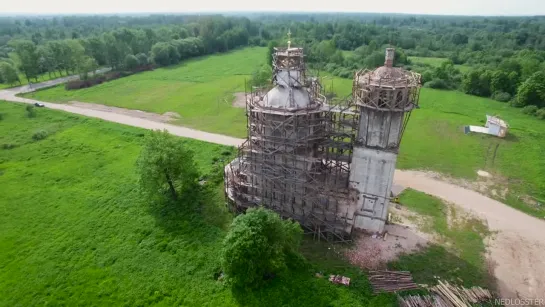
[1,13,545,115]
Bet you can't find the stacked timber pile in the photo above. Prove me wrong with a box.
[397,294,449,307]
[397,280,493,307]
[430,280,492,306]
[369,270,419,293]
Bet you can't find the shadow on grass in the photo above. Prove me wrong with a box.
[502,132,519,142]
[146,183,228,245]
[442,110,473,118]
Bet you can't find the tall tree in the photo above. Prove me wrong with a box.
[9,40,39,82]
[516,71,545,108]
[0,62,20,85]
[136,130,199,202]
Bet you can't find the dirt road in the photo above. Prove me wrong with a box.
[2,76,544,300]
[0,88,243,147]
[395,171,545,300]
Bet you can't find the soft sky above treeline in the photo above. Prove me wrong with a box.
[3,0,545,16]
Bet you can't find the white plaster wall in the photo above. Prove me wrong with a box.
[349,147,398,233]
[358,109,404,149]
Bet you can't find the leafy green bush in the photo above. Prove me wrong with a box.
[2,143,18,150]
[0,112,4,120]
[522,105,538,115]
[516,71,545,108]
[492,91,511,102]
[32,130,48,141]
[536,108,545,120]
[421,70,434,84]
[424,79,449,89]
[246,65,271,89]
[221,207,304,290]
[25,105,36,118]
[337,69,352,79]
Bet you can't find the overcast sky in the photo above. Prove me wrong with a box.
[3,0,545,16]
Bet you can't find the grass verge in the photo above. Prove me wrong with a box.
[389,189,494,290]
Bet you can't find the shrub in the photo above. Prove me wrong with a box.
[0,113,3,121]
[492,91,511,102]
[25,105,36,118]
[221,207,304,290]
[424,78,449,89]
[32,129,48,141]
[509,97,524,108]
[337,69,352,79]
[421,70,434,84]
[2,143,17,150]
[522,105,538,115]
[536,108,545,120]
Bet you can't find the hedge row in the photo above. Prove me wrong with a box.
[65,64,154,90]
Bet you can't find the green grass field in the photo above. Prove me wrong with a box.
[409,56,471,73]
[23,48,267,137]
[1,101,403,306]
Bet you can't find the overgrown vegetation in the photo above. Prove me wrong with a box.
[390,189,493,289]
[31,129,48,141]
[221,208,304,290]
[25,104,35,117]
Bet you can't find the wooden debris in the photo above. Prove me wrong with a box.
[369,270,419,293]
[429,280,492,307]
[398,294,452,307]
[329,275,350,286]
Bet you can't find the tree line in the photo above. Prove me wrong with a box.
[0,15,259,85]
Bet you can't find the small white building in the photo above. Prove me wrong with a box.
[465,115,508,138]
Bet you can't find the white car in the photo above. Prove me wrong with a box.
[34,102,45,107]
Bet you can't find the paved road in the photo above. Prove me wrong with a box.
[2,75,545,300]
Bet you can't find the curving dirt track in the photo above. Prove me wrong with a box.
[395,170,545,300]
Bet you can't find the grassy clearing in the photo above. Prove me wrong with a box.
[400,89,545,218]
[390,189,493,289]
[23,47,267,137]
[408,56,471,73]
[0,101,397,306]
